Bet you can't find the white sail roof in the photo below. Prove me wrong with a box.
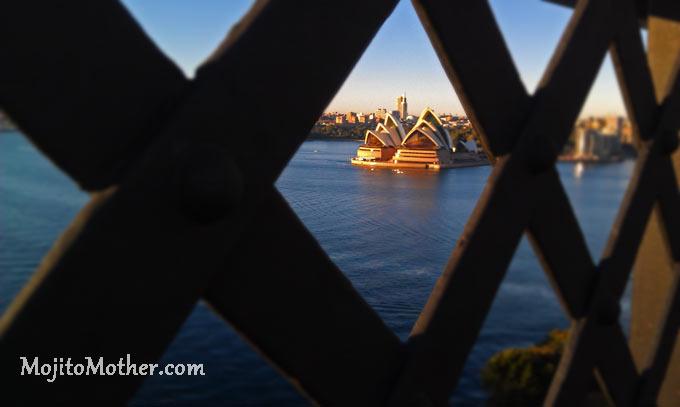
[362,113,405,147]
[364,129,394,147]
[383,113,406,142]
[401,108,452,149]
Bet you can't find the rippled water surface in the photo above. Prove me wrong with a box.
[0,135,634,406]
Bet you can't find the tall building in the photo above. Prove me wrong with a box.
[575,128,622,158]
[603,115,623,139]
[620,119,633,144]
[397,93,407,121]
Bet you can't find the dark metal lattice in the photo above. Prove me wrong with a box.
[0,0,678,405]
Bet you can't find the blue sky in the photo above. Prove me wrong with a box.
[121,0,627,117]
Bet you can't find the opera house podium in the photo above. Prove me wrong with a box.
[351,108,488,170]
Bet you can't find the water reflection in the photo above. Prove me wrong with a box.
[355,166,445,221]
[573,161,584,179]
[1,137,635,407]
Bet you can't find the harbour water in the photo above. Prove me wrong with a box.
[0,134,634,406]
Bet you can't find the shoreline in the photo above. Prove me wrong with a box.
[307,137,362,142]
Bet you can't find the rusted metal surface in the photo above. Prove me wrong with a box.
[631,1,680,404]
[0,0,678,405]
[410,0,530,160]
[636,266,680,405]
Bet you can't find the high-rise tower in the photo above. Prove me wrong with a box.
[397,93,407,121]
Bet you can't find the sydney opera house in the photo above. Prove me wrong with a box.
[351,108,488,169]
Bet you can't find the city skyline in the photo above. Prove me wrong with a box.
[120,0,631,117]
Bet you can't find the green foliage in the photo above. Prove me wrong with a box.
[481,329,569,407]
[307,124,370,140]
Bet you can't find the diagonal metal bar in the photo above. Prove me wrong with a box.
[547,319,601,405]
[592,324,640,406]
[0,0,187,190]
[530,181,643,403]
[636,264,680,405]
[601,74,680,298]
[546,0,651,24]
[547,318,638,406]
[1,1,677,406]
[410,0,530,161]
[188,0,397,187]
[389,1,615,404]
[547,91,677,407]
[600,149,662,298]
[0,1,399,404]
[547,116,680,407]
[415,0,599,326]
[0,169,240,405]
[609,0,658,142]
[657,163,680,261]
[527,173,597,319]
[547,5,680,401]
[631,5,680,403]
[204,189,403,406]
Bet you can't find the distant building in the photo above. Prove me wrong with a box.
[352,108,486,169]
[583,116,605,130]
[346,112,357,124]
[357,113,372,124]
[575,128,622,159]
[335,115,346,125]
[397,94,407,121]
[603,115,622,133]
[575,115,632,146]
[375,108,388,120]
[621,119,633,144]
[455,117,470,128]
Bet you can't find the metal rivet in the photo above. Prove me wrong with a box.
[176,143,243,224]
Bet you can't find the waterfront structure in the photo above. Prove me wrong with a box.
[3,1,678,405]
[351,108,487,169]
[560,127,623,162]
[355,112,405,161]
[397,93,407,121]
[574,129,621,161]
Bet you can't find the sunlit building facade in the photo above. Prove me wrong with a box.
[351,108,486,169]
[397,94,407,121]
